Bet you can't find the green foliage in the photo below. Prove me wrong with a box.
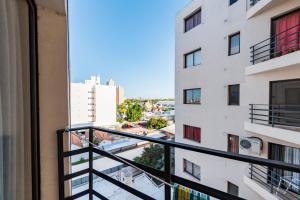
[133,144,164,170]
[147,117,168,129]
[72,157,87,165]
[117,118,123,123]
[126,103,144,122]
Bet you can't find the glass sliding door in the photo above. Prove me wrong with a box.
[270,79,300,127]
[269,143,300,193]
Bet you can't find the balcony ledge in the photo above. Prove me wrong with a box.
[247,0,286,19]
[245,51,300,75]
[244,121,300,145]
[243,176,279,200]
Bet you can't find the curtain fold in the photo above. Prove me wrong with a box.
[0,0,30,199]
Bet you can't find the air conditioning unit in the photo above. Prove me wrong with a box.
[240,137,263,155]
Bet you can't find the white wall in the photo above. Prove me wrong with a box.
[175,0,300,199]
[70,83,90,124]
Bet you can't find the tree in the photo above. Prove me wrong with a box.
[126,103,143,122]
[147,117,168,129]
[134,144,164,170]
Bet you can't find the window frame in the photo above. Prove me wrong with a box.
[229,0,238,6]
[228,32,240,56]
[227,181,239,196]
[228,84,240,106]
[183,125,201,143]
[227,134,239,153]
[183,88,201,105]
[184,8,202,32]
[184,48,202,68]
[183,159,201,180]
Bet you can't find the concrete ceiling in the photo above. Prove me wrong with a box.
[35,0,66,14]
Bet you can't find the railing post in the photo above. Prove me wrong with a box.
[251,46,255,65]
[57,130,65,200]
[250,164,253,179]
[250,104,254,123]
[164,145,171,200]
[89,128,93,199]
[271,105,275,127]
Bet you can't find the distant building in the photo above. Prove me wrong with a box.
[116,86,124,105]
[71,75,124,126]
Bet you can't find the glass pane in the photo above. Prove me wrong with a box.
[193,164,201,180]
[186,161,193,174]
[230,34,240,55]
[193,50,202,66]
[229,85,239,105]
[193,11,201,27]
[185,17,194,32]
[185,90,193,103]
[186,53,194,68]
[192,89,201,104]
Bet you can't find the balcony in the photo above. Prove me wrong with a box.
[246,0,286,19]
[245,104,300,145]
[245,164,300,200]
[57,126,300,200]
[246,23,300,75]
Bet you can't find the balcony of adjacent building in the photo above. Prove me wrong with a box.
[246,0,287,19]
[244,79,300,145]
[244,164,300,200]
[245,9,300,75]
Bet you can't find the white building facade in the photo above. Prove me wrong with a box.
[175,0,300,199]
[71,76,123,126]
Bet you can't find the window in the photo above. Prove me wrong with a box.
[185,9,201,32]
[229,0,238,6]
[228,134,239,153]
[184,125,201,143]
[228,84,240,105]
[184,89,201,104]
[228,32,240,55]
[227,182,239,196]
[185,49,202,68]
[183,159,201,180]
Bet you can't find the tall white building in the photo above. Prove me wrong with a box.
[71,76,124,126]
[175,0,300,199]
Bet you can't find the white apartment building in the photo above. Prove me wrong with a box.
[175,0,300,199]
[71,76,124,126]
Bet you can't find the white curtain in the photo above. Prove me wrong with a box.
[0,0,31,199]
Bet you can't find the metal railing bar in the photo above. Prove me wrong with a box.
[250,30,300,54]
[93,147,243,200]
[92,190,109,200]
[249,104,300,107]
[93,147,165,179]
[251,43,300,63]
[63,127,300,173]
[63,147,89,157]
[250,166,300,199]
[251,118,300,127]
[65,189,89,200]
[251,114,300,121]
[171,175,245,200]
[250,23,300,49]
[64,168,90,181]
[92,169,156,200]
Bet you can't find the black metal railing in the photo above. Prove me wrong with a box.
[249,164,300,200]
[57,126,300,200]
[249,104,300,128]
[250,23,300,65]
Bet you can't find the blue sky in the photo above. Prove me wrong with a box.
[69,0,189,99]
